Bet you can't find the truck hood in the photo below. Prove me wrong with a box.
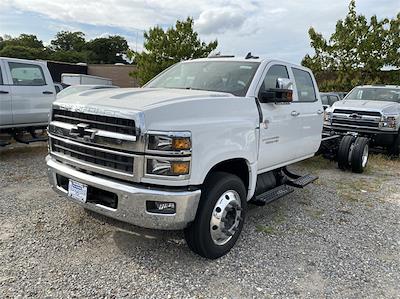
[54,87,233,111]
[333,99,399,112]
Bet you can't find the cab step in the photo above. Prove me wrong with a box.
[286,174,318,188]
[13,131,47,144]
[252,185,294,206]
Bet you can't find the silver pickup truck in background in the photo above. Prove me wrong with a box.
[0,57,56,146]
[324,85,400,155]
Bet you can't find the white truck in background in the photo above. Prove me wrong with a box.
[46,55,332,259]
[324,85,400,156]
[0,57,56,146]
[61,73,112,86]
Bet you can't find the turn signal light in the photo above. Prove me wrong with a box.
[171,161,190,175]
[172,138,191,150]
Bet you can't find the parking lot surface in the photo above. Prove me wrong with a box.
[1,144,399,298]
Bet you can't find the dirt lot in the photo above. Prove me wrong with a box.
[1,144,399,298]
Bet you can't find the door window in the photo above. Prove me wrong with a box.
[0,65,3,85]
[8,62,46,86]
[292,68,316,102]
[260,65,289,92]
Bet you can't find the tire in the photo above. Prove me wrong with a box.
[351,137,369,173]
[388,133,400,156]
[184,172,246,259]
[337,135,355,170]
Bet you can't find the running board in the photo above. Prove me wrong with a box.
[286,174,318,188]
[252,185,294,206]
[13,131,47,144]
[13,136,48,144]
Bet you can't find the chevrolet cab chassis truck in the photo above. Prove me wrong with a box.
[46,55,370,258]
[322,85,400,172]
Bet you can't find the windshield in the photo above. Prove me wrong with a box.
[345,87,400,103]
[145,61,260,96]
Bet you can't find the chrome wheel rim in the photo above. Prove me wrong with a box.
[210,190,242,246]
[362,145,369,167]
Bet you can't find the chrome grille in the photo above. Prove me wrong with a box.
[331,118,380,128]
[333,109,381,117]
[332,109,381,129]
[49,107,142,182]
[51,138,134,173]
[52,109,136,136]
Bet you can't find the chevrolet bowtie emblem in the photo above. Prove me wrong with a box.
[69,123,97,141]
[349,113,361,119]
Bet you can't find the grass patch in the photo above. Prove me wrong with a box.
[304,207,324,219]
[336,178,383,202]
[256,225,277,234]
[273,208,286,224]
[366,154,400,175]
[296,155,336,171]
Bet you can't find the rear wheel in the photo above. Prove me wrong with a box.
[337,135,355,170]
[351,137,369,173]
[184,172,246,259]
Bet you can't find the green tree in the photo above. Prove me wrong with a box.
[0,45,46,60]
[132,17,218,85]
[48,50,91,63]
[0,34,47,59]
[50,31,86,51]
[8,34,44,49]
[85,35,129,64]
[302,0,400,91]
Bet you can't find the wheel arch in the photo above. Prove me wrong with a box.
[202,158,256,200]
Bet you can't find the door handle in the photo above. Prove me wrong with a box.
[0,90,9,94]
[317,109,324,115]
[291,111,300,117]
[43,91,54,95]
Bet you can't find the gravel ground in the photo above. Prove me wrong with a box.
[0,144,399,298]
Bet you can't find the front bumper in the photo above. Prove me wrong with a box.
[323,124,397,135]
[46,156,201,230]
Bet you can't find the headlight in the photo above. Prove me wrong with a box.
[145,131,192,178]
[147,132,191,152]
[381,115,397,129]
[146,158,190,176]
[324,111,332,122]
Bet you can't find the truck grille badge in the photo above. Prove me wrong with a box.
[69,123,97,142]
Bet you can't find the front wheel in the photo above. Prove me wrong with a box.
[184,172,246,259]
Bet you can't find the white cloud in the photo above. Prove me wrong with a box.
[1,0,399,63]
[195,8,247,34]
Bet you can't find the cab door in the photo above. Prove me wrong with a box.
[256,63,303,172]
[0,61,12,126]
[289,67,323,158]
[7,61,55,125]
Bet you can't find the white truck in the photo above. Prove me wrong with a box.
[324,85,400,157]
[0,57,56,146]
[46,55,326,258]
[61,73,112,86]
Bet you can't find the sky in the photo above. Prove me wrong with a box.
[0,0,399,64]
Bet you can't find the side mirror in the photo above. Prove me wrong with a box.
[277,78,294,90]
[259,77,294,103]
[259,89,293,103]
